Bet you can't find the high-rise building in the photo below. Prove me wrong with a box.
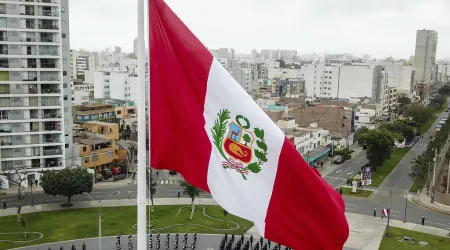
[0,0,73,182]
[114,46,121,54]
[133,37,138,56]
[413,29,438,84]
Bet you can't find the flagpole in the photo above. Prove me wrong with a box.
[137,0,147,248]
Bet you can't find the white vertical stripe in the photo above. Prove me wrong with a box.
[204,59,285,235]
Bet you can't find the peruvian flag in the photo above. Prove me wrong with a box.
[382,209,390,217]
[149,0,349,248]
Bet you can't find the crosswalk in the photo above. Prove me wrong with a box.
[131,179,179,185]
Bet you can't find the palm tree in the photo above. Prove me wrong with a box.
[179,179,200,220]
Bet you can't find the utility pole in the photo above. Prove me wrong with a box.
[447,159,450,194]
[403,193,408,223]
[386,189,392,236]
[432,148,438,188]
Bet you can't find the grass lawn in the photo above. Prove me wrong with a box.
[371,148,410,187]
[409,177,427,193]
[0,205,253,249]
[341,187,373,198]
[379,227,450,250]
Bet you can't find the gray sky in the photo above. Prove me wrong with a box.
[69,0,450,59]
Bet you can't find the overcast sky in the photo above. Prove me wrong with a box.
[69,0,450,59]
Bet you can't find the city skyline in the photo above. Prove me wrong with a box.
[70,0,450,58]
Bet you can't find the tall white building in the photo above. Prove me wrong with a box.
[382,61,413,94]
[0,0,72,184]
[414,29,438,84]
[91,71,139,102]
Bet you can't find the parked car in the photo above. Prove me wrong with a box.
[332,156,345,164]
[446,108,449,112]
[100,169,112,180]
[169,170,178,175]
[111,167,122,176]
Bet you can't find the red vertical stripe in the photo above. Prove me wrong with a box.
[264,138,349,249]
[149,0,213,191]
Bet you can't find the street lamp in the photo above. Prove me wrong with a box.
[403,193,408,223]
[83,191,119,250]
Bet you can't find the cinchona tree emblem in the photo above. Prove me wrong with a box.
[211,109,268,180]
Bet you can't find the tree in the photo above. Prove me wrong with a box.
[438,85,450,96]
[179,179,200,220]
[242,134,251,146]
[380,121,415,142]
[40,168,94,207]
[222,209,229,227]
[357,128,403,170]
[334,148,354,161]
[404,106,434,125]
[18,215,27,239]
[146,169,157,212]
[397,95,411,106]
[4,168,29,220]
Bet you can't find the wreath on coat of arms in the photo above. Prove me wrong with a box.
[211,109,268,180]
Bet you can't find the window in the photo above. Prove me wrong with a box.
[92,155,99,161]
[107,152,113,158]
[82,146,86,152]
[63,71,67,76]
[117,110,121,114]
[65,143,69,148]
[63,83,67,88]
[63,95,67,100]
[61,7,66,13]
[62,33,66,38]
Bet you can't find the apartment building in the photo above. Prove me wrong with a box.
[382,61,413,94]
[72,103,116,124]
[414,29,438,84]
[89,98,136,119]
[0,0,72,183]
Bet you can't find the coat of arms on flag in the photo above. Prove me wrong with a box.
[211,109,268,180]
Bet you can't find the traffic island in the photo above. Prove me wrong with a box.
[0,205,253,249]
[379,226,450,250]
[341,187,373,198]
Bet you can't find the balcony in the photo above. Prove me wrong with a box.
[26,23,35,29]
[43,113,61,118]
[41,88,60,94]
[41,63,57,69]
[0,36,6,42]
[26,63,37,68]
[43,122,60,131]
[0,63,8,68]
[40,76,59,81]
[39,10,59,17]
[26,88,38,94]
[0,49,8,55]
[24,10,35,16]
[38,24,58,30]
[23,77,38,82]
[43,149,62,156]
[43,137,60,143]
[40,37,56,43]
[42,101,60,106]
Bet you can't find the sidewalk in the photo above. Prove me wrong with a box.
[1,178,133,196]
[409,189,450,215]
[1,197,448,250]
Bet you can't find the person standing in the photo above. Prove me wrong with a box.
[373,208,376,217]
[2,200,6,209]
[34,179,38,187]
[177,190,180,198]
[421,216,425,226]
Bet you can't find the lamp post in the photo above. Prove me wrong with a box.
[386,189,392,236]
[403,193,408,223]
[83,191,119,250]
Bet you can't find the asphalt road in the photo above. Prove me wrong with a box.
[322,150,368,188]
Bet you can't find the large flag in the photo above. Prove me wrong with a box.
[149,0,349,248]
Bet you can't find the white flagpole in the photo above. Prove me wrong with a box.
[137,0,147,248]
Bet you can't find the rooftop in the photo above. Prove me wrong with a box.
[79,137,111,145]
[84,121,117,126]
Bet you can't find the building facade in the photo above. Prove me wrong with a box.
[0,0,72,182]
[413,29,438,84]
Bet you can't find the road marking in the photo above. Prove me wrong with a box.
[426,221,450,228]
[345,207,357,211]
[390,210,401,213]
[336,170,342,174]
[324,176,346,180]
[347,171,353,175]
[345,203,358,207]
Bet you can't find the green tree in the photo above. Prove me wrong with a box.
[380,121,415,142]
[357,128,403,170]
[404,106,434,125]
[334,148,354,161]
[222,209,229,227]
[397,95,411,106]
[40,168,94,207]
[242,134,251,146]
[179,179,200,220]
[438,85,450,96]
[146,169,157,212]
